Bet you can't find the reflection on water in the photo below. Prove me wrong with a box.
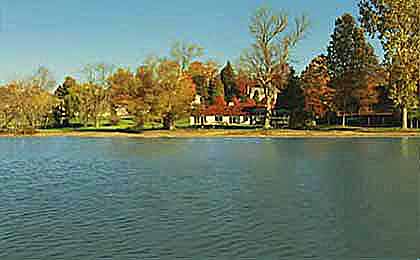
[0,137,419,259]
[401,137,410,157]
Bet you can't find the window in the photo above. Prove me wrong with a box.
[215,115,223,122]
[230,116,241,124]
[200,116,207,124]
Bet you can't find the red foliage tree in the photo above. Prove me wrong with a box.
[301,55,335,119]
[354,68,386,113]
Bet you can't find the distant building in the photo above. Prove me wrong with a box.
[191,79,290,128]
[190,104,290,128]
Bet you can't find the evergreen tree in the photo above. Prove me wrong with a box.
[53,76,77,127]
[276,69,305,128]
[220,61,237,101]
[208,77,225,105]
[327,13,379,127]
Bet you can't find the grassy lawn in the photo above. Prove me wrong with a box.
[42,117,192,133]
[34,117,420,138]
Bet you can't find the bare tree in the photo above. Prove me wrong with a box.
[30,66,56,91]
[170,41,204,72]
[81,63,115,87]
[240,7,309,128]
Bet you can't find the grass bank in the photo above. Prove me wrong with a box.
[2,127,419,138]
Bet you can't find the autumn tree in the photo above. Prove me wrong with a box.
[108,67,155,128]
[327,13,379,127]
[354,66,386,113]
[235,70,252,100]
[78,63,114,127]
[188,61,220,105]
[188,61,208,101]
[0,73,57,131]
[68,82,107,127]
[301,55,335,121]
[0,86,16,129]
[21,67,57,129]
[240,6,309,128]
[359,0,420,129]
[153,60,196,129]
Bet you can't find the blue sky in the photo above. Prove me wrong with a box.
[0,0,377,84]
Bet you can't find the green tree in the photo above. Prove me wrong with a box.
[359,0,420,129]
[240,6,309,128]
[276,69,305,128]
[54,76,77,127]
[220,61,237,101]
[208,76,225,105]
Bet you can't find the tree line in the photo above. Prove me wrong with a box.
[0,0,418,131]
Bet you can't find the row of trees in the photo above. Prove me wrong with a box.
[0,67,56,131]
[54,46,200,130]
[238,2,419,129]
[0,2,418,131]
[359,0,420,129]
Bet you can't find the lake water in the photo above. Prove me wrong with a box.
[0,137,419,259]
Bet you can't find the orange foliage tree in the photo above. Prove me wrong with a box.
[301,55,335,120]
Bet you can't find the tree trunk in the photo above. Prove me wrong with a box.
[163,114,175,130]
[402,107,408,129]
[342,113,346,128]
[342,98,347,128]
[264,94,272,129]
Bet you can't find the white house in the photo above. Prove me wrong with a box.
[190,105,290,128]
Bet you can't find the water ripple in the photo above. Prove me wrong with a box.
[0,137,419,259]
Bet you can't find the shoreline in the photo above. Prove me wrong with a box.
[2,129,420,138]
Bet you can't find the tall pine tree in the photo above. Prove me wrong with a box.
[220,61,237,102]
[54,76,77,127]
[276,69,305,128]
[327,13,379,127]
